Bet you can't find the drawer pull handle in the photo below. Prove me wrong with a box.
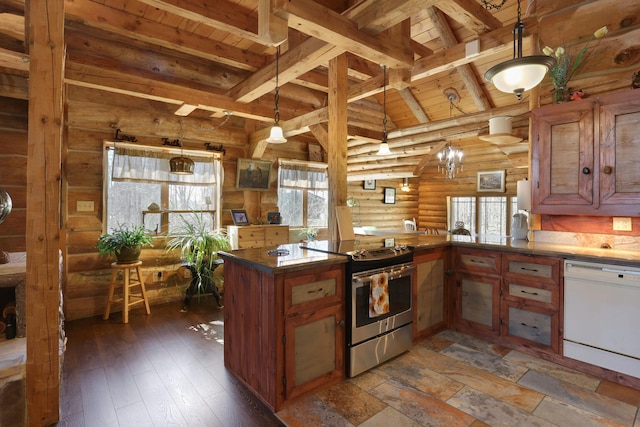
[520,322,538,330]
[520,267,539,273]
[307,287,323,294]
[520,290,539,296]
[469,258,488,265]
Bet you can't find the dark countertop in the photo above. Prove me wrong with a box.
[218,243,349,274]
[218,234,640,274]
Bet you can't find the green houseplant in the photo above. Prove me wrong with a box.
[166,213,230,308]
[96,224,154,264]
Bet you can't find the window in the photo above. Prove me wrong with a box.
[449,196,520,235]
[277,160,328,227]
[104,144,222,235]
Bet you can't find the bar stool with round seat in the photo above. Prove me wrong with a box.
[103,260,150,323]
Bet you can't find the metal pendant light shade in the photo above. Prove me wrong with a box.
[484,0,555,99]
[266,45,287,144]
[169,156,195,174]
[0,188,12,224]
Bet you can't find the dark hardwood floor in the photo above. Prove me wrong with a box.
[58,297,284,427]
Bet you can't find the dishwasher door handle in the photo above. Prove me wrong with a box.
[601,267,640,277]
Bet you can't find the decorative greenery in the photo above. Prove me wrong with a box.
[166,213,230,293]
[543,26,608,89]
[297,226,318,241]
[96,224,153,256]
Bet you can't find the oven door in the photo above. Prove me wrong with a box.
[351,262,414,345]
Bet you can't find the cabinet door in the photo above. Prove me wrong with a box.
[414,248,447,339]
[455,272,500,337]
[599,91,640,213]
[531,99,596,214]
[284,304,344,401]
[455,247,501,275]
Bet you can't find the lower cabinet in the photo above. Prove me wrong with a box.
[452,248,563,357]
[222,258,345,411]
[413,247,447,339]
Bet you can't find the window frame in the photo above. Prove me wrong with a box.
[448,195,521,236]
[277,159,329,228]
[102,141,223,235]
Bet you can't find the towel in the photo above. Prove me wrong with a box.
[369,272,390,317]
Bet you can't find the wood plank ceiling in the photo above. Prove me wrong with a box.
[0,0,635,179]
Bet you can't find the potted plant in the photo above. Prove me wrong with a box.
[297,226,318,242]
[96,224,154,264]
[166,213,230,308]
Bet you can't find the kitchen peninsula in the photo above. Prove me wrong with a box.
[220,235,640,412]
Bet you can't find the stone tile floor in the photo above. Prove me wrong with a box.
[276,330,640,427]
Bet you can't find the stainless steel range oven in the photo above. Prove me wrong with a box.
[301,241,414,377]
[349,247,414,376]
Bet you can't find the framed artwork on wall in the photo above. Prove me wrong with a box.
[236,158,272,190]
[383,187,396,204]
[363,179,376,190]
[477,170,505,192]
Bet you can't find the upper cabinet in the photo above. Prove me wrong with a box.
[532,90,640,216]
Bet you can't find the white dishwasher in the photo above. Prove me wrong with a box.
[564,260,640,379]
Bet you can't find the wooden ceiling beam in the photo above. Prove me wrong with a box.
[412,18,537,81]
[435,0,502,33]
[397,88,430,123]
[135,0,266,45]
[427,6,491,111]
[63,0,266,72]
[349,0,440,34]
[273,0,414,68]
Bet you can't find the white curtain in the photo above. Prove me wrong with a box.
[278,162,328,189]
[111,147,217,185]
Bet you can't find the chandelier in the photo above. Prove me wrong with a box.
[437,145,463,179]
[484,0,555,99]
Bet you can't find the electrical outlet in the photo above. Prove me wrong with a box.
[76,200,94,212]
[613,217,632,231]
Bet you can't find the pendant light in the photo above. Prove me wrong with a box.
[401,178,410,192]
[376,65,391,155]
[168,121,195,174]
[484,0,555,100]
[266,45,287,144]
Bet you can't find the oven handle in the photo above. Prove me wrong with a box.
[352,265,415,283]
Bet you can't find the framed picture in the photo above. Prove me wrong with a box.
[477,170,506,192]
[363,179,376,190]
[384,187,396,204]
[230,209,250,226]
[384,237,395,247]
[267,211,281,224]
[236,158,272,190]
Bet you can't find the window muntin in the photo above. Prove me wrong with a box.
[449,195,519,236]
[277,160,328,227]
[104,144,221,234]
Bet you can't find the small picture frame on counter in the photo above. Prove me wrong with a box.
[230,209,250,226]
[267,211,282,224]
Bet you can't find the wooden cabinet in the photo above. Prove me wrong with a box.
[227,225,289,249]
[283,268,344,401]
[501,253,562,355]
[413,247,447,340]
[453,247,501,338]
[223,258,345,411]
[532,90,640,216]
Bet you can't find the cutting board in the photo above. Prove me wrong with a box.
[336,206,355,241]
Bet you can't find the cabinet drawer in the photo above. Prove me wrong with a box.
[455,248,501,275]
[506,306,553,346]
[285,267,343,315]
[507,283,553,304]
[502,254,561,285]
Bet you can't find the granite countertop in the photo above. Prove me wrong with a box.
[218,234,640,273]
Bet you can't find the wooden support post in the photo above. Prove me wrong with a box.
[26,0,65,424]
[327,54,348,241]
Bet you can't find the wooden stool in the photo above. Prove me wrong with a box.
[103,261,150,323]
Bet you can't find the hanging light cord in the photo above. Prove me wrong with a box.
[382,65,387,140]
[513,0,524,59]
[274,45,281,125]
